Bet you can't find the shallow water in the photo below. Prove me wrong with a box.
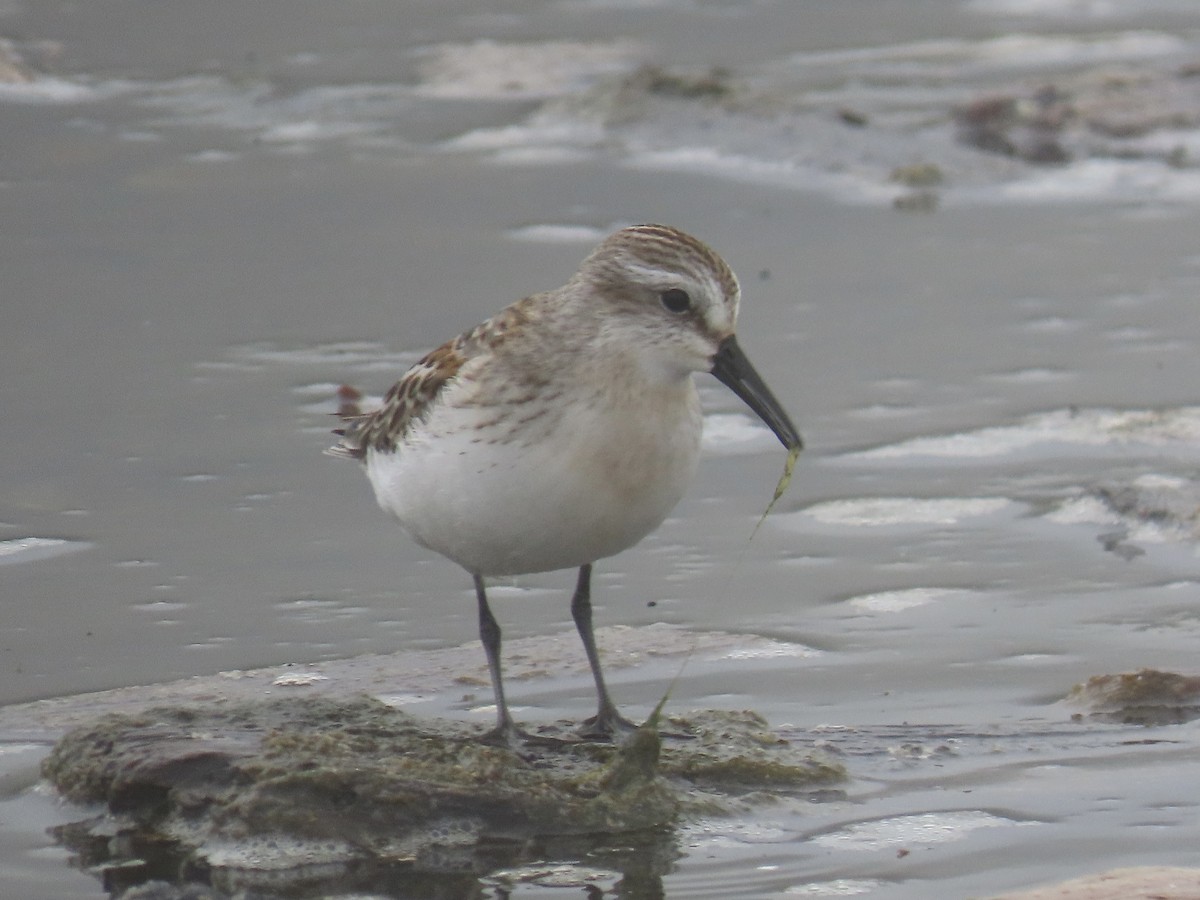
[3,0,1200,897]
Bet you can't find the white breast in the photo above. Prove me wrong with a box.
[365,375,703,576]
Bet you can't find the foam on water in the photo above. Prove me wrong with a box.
[784,31,1188,77]
[0,537,90,565]
[981,367,1072,385]
[1044,496,1122,527]
[783,879,886,896]
[979,157,1200,206]
[808,810,1034,852]
[844,407,1200,462]
[0,76,97,103]
[412,39,641,100]
[134,77,417,148]
[967,0,1200,19]
[197,837,359,871]
[846,587,969,614]
[719,639,820,661]
[626,146,899,207]
[506,223,610,243]
[443,118,604,154]
[271,672,329,687]
[701,412,780,456]
[7,23,1200,209]
[795,497,1014,528]
[434,27,1200,209]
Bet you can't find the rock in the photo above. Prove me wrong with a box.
[43,696,843,898]
[1066,669,1200,725]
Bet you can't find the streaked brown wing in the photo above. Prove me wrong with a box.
[326,296,538,460]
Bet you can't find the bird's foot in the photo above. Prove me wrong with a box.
[580,707,699,743]
[576,705,641,743]
[480,720,577,751]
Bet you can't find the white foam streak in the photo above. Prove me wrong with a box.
[413,39,641,100]
[798,497,1013,528]
[846,407,1200,462]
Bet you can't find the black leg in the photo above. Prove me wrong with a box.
[475,574,520,747]
[571,563,638,739]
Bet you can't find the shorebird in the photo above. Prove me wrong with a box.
[329,224,801,746]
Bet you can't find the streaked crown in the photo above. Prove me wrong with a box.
[573,224,741,335]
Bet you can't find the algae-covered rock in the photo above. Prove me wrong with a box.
[661,709,845,791]
[1067,669,1200,725]
[43,695,843,898]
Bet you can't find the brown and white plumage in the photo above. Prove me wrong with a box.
[328,298,536,459]
[328,224,801,745]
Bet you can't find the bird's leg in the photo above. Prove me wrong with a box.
[474,574,522,747]
[571,563,639,740]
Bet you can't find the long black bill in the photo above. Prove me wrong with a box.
[711,335,803,451]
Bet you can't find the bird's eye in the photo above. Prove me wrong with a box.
[660,288,692,313]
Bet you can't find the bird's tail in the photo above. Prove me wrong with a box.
[325,384,369,461]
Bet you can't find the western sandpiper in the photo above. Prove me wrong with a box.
[329,224,801,746]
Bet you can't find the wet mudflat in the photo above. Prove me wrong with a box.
[4,0,1200,897]
[5,631,1200,899]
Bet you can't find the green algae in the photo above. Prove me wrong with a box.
[660,710,844,791]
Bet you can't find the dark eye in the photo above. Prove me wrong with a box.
[660,288,691,313]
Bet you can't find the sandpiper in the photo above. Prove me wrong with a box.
[329,224,801,746]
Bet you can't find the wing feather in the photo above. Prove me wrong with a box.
[325,296,538,461]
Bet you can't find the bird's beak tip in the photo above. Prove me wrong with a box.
[710,335,802,452]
